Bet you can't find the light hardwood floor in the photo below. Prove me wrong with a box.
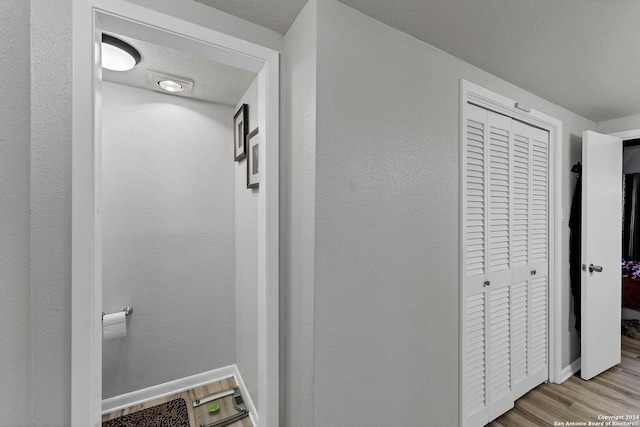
[102,377,252,427]
[490,335,640,426]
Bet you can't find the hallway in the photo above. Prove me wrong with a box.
[490,335,640,426]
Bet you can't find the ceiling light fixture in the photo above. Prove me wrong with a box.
[147,71,194,97]
[101,34,141,71]
[158,80,184,93]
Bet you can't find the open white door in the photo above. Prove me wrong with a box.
[580,130,622,380]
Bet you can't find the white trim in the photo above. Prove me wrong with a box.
[459,80,563,426]
[72,2,279,426]
[259,49,281,427]
[233,365,259,426]
[559,357,581,383]
[102,365,236,413]
[610,129,640,140]
[102,365,258,426]
[71,2,102,423]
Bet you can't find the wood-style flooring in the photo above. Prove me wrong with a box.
[490,335,640,426]
[102,376,252,427]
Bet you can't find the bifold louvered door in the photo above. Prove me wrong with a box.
[462,103,549,427]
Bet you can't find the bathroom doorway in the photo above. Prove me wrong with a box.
[71,2,280,426]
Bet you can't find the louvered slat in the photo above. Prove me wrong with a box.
[530,277,548,372]
[466,118,486,276]
[489,127,510,272]
[510,281,528,385]
[531,135,548,264]
[465,293,486,412]
[511,133,529,267]
[490,287,511,401]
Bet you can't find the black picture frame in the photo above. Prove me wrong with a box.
[247,127,259,188]
[234,104,248,161]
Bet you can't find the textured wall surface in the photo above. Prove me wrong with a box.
[0,1,31,424]
[234,77,260,407]
[124,0,283,52]
[311,1,594,425]
[280,1,318,425]
[101,82,236,398]
[30,0,73,424]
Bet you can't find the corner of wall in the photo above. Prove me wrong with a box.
[124,0,284,52]
[281,0,318,425]
[596,113,640,135]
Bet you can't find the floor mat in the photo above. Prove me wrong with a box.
[622,319,640,339]
[102,398,189,427]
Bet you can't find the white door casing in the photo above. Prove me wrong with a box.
[580,130,622,380]
[71,2,280,426]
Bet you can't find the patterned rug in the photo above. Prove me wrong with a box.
[103,398,189,427]
[622,319,640,339]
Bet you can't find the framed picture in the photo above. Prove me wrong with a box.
[234,104,248,161]
[247,127,260,188]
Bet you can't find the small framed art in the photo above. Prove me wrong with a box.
[234,104,248,161]
[247,127,260,188]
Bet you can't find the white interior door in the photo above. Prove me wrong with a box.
[580,130,622,380]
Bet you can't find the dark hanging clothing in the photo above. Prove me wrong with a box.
[569,175,582,332]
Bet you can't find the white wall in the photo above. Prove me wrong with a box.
[281,1,317,424]
[101,82,236,398]
[597,113,640,134]
[31,0,73,424]
[125,0,283,52]
[282,1,594,425]
[234,77,260,407]
[0,1,31,424]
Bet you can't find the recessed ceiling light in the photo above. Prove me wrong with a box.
[158,80,184,93]
[101,34,141,72]
[147,71,194,97]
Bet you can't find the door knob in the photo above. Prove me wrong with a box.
[588,264,603,273]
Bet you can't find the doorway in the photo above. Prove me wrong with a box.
[71,2,280,426]
[617,130,640,324]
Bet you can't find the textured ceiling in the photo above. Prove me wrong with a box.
[103,33,257,107]
[196,0,640,123]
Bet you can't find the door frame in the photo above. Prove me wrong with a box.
[459,80,563,425]
[610,128,640,321]
[71,2,280,426]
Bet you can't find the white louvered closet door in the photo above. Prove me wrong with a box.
[462,104,549,427]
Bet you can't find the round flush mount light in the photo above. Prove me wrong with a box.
[101,34,141,71]
[158,80,184,93]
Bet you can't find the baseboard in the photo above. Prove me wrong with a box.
[232,365,258,426]
[559,357,581,383]
[101,363,257,424]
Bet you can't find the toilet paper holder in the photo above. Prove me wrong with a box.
[102,306,133,320]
